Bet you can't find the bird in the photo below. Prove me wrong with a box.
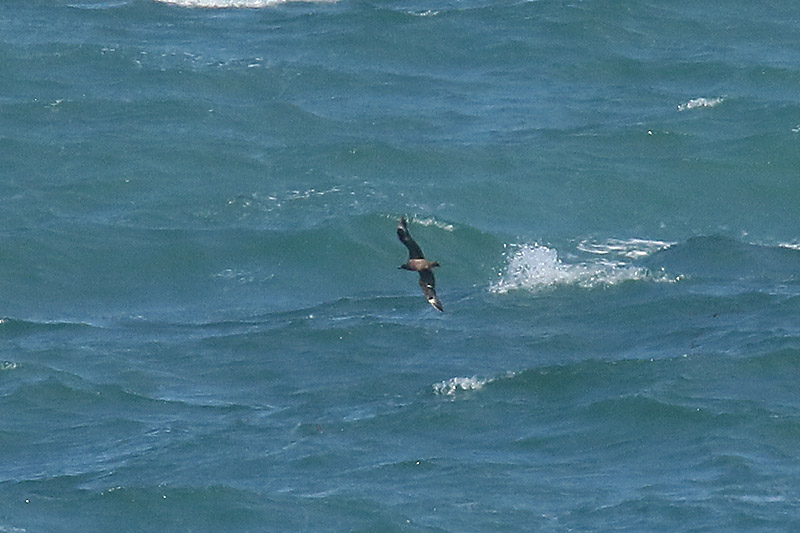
[397,216,443,312]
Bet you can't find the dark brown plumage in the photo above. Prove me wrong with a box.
[397,216,443,312]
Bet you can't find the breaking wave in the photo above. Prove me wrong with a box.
[410,216,455,232]
[677,97,724,112]
[490,243,651,294]
[432,375,499,396]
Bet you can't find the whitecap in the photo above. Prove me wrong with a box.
[432,376,490,396]
[0,361,19,371]
[214,268,265,284]
[491,243,649,294]
[68,0,131,8]
[433,372,516,397]
[577,238,675,260]
[411,217,454,232]
[286,186,342,201]
[677,97,724,112]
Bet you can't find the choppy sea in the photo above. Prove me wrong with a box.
[2,0,800,530]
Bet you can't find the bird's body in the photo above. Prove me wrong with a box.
[397,217,443,312]
[401,258,439,272]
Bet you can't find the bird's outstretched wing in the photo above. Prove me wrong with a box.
[397,216,425,259]
[418,269,444,312]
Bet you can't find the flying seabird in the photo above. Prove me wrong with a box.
[397,216,443,312]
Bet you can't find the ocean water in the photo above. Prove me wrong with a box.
[2,0,800,530]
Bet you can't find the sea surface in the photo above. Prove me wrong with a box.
[2,0,800,530]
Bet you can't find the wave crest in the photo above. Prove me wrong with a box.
[677,97,724,112]
[491,243,650,294]
[410,216,455,232]
[154,0,336,7]
[577,238,674,259]
[433,376,491,396]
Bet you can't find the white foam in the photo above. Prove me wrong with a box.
[68,1,131,8]
[154,0,336,7]
[285,186,342,201]
[491,243,650,294]
[412,217,455,232]
[577,238,675,259]
[433,372,516,397]
[779,242,800,251]
[0,361,19,371]
[0,525,27,533]
[432,376,490,396]
[677,97,724,112]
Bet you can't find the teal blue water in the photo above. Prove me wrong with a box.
[2,0,800,530]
